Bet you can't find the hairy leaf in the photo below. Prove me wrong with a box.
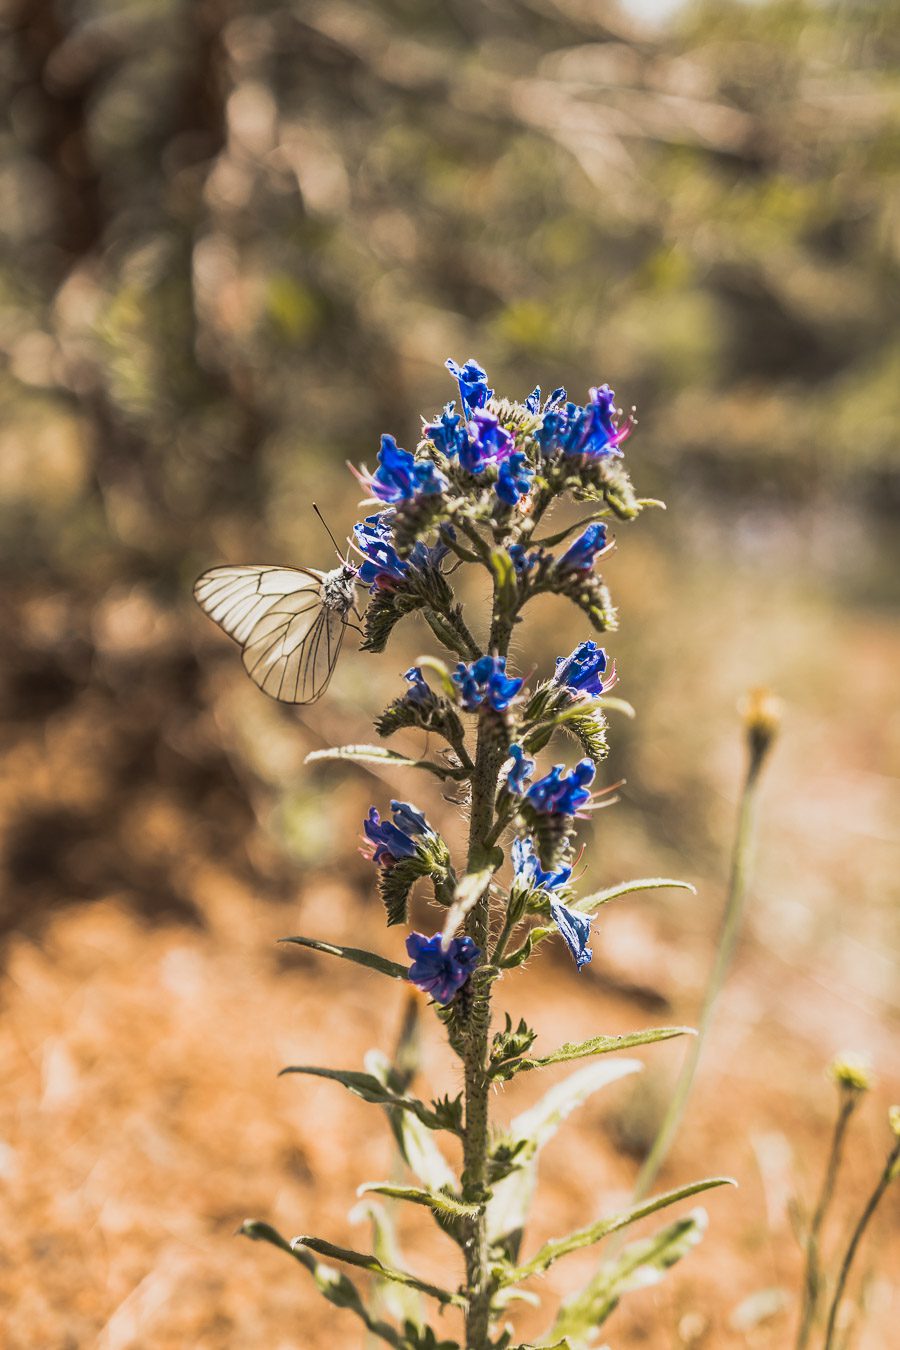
[441,867,494,945]
[351,1198,424,1332]
[551,1209,708,1343]
[486,1060,642,1262]
[359,1182,483,1221]
[278,935,408,981]
[494,1026,694,1082]
[500,1178,736,1285]
[239,1221,402,1346]
[367,1051,459,1193]
[278,1065,462,1135]
[305,744,458,780]
[572,876,696,915]
[293,1234,464,1307]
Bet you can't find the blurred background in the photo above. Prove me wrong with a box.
[1,0,898,1346]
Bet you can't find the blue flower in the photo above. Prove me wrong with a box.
[496,452,534,506]
[446,357,493,412]
[535,384,629,459]
[424,404,468,459]
[364,800,433,866]
[526,385,568,417]
[549,898,593,970]
[553,640,615,697]
[403,666,432,705]
[353,514,409,589]
[459,410,514,474]
[505,743,535,795]
[526,759,596,816]
[511,835,572,891]
[406,931,481,1003]
[353,514,451,591]
[558,522,609,572]
[453,656,523,712]
[508,543,537,575]
[358,435,449,504]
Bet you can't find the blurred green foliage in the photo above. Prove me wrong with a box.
[0,0,897,945]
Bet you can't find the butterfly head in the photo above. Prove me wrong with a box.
[323,562,359,613]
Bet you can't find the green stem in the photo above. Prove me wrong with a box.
[461,606,513,1350]
[795,1094,858,1350]
[823,1138,900,1350]
[628,743,768,1208]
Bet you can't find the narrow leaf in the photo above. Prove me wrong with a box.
[279,935,408,981]
[351,1198,424,1332]
[239,1220,402,1346]
[441,868,493,946]
[486,1061,642,1261]
[278,1065,461,1135]
[366,1051,459,1193]
[572,877,696,915]
[292,1234,465,1307]
[359,1182,483,1220]
[305,744,459,780]
[501,1177,736,1285]
[552,1209,708,1343]
[494,1026,695,1081]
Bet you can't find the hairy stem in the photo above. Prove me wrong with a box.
[461,605,513,1349]
[823,1137,900,1350]
[795,1093,857,1350]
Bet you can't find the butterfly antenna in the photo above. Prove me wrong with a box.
[312,502,344,561]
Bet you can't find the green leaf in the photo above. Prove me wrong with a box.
[571,876,696,915]
[592,695,635,719]
[489,1014,538,1075]
[493,1026,695,1082]
[551,1209,708,1343]
[486,1060,642,1261]
[239,1220,402,1345]
[366,1051,459,1193]
[489,547,518,616]
[442,867,494,944]
[278,935,408,981]
[351,1197,424,1332]
[500,1178,736,1285]
[305,744,460,780]
[293,1234,465,1307]
[278,1065,462,1135]
[359,1182,483,1221]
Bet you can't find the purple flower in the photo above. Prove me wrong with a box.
[525,386,541,415]
[526,759,596,816]
[353,514,409,589]
[459,410,514,474]
[453,655,522,712]
[496,452,534,506]
[549,898,593,970]
[553,640,616,697]
[403,666,432,705]
[353,514,450,592]
[535,384,630,460]
[356,435,448,504]
[558,523,609,572]
[406,931,481,1003]
[446,357,493,412]
[364,800,433,866]
[511,835,572,891]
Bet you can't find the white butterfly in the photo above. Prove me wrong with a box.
[194,561,358,704]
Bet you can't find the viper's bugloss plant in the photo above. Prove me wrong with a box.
[215,360,740,1349]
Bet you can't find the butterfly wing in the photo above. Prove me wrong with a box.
[194,565,342,704]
